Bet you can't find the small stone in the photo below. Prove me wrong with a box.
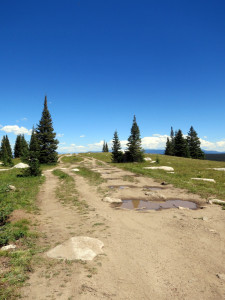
[216,273,225,280]
[209,229,216,233]
[178,206,189,210]
[72,168,79,172]
[203,216,208,221]
[144,157,152,161]
[103,197,122,203]
[8,185,16,191]
[161,181,168,185]
[1,244,16,251]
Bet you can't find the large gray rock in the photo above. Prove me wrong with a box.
[143,166,174,171]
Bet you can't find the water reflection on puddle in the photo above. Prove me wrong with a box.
[114,199,197,210]
[109,185,136,189]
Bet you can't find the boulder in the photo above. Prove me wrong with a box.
[12,163,29,169]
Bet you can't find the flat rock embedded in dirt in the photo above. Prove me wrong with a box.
[72,168,79,172]
[191,178,216,183]
[209,199,225,205]
[103,197,122,203]
[12,163,29,169]
[143,166,174,171]
[0,169,9,171]
[1,244,16,251]
[210,168,225,171]
[47,237,104,261]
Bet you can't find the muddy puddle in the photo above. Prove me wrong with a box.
[109,185,137,189]
[143,186,164,191]
[113,199,197,210]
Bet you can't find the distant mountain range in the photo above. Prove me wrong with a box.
[144,149,225,154]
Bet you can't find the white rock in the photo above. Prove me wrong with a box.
[1,244,16,251]
[150,161,156,163]
[144,157,152,161]
[0,169,9,171]
[216,273,225,281]
[178,206,189,210]
[47,236,104,261]
[103,197,122,203]
[209,199,225,205]
[0,162,3,165]
[203,216,208,221]
[72,168,79,172]
[143,166,174,171]
[191,178,215,183]
[8,185,16,191]
[167,172,175,174]
[12,163,29,169]
[210,168,225,171]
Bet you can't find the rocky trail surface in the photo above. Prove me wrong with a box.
[21,157,225,300]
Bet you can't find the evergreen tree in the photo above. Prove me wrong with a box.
[111,131,123,163]
[0,136,13,166]
[126,115,144,162]
[105,142,109,152]
[102,141,106,152]
[5,135,13,158]
[23,127,41,176]
[29,127,40,159]
[36,96,59,164]
[170,126,175,155]
[20,135,29,162]
[165,137,173,155]
[174,129,188,157]
[14,135,22,158]
[187,126,205,159]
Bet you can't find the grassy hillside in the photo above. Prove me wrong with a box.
[81,152,225,200]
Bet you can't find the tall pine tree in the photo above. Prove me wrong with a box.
[187,126,204,159]
[102,141,106,152]
[126,115,144,162]
[14,135,22,158]
[111,131,123,163]
[20,135,29,162]
[5,135,13,159]
[165,137,173,155]
[174,129,188,157]
[36,96,59,164]
[0,136,13,166]
[105,142,109,152]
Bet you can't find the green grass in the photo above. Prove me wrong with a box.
[76,166,105,185]
[0,168,44,299]
[53,169,89,213]
[61,154,83,164]
[81,152,225,200]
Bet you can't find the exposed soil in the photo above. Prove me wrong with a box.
[21,157,225,299]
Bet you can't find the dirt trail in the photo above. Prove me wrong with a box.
[21,158,225,299]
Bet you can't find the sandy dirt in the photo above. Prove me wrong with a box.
[21,157,225,300]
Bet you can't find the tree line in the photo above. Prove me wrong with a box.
[103,119,204,163]
[165,126,204,159]
[0,96,58,175]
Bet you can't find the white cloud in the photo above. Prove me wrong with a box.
[58,143,86,153]
[1,125,32,135]
[80,135,85,138]
[141,135,168,149]
[57,133,64,137]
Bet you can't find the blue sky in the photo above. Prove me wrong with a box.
[0,0,225,153]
